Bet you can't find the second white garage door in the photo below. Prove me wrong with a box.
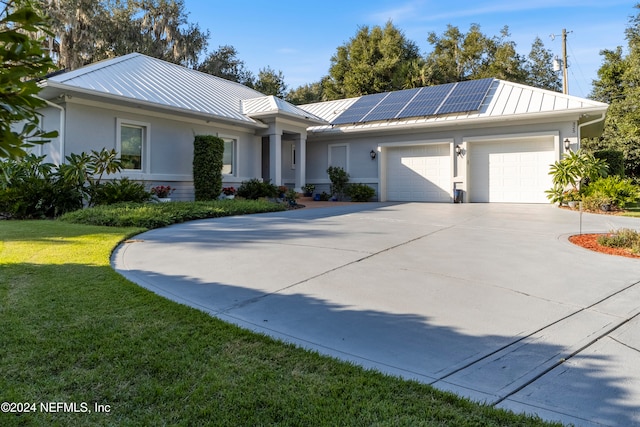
[469,138,556,203]
[386,144,451,202]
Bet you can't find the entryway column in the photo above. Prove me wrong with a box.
[294,133,306,192]
[269,132,283,185]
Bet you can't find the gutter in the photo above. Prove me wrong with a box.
[577,112,606,142]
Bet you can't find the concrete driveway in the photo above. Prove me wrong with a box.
[112,203,640,426]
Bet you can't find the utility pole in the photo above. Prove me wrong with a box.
[551,29,570,94]
[561,28,568,95]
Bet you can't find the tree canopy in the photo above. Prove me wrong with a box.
[323,21,423,99]
[584,4,640,178]
[41,0,209,70]
[308,21,561,103]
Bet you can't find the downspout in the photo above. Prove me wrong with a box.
[577,112,606,149]
[37,97,65,165]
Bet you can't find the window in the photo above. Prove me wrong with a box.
[328,144,348,171]
[291,144,296,169]
[117,119,149,171]
[222,138,235,175]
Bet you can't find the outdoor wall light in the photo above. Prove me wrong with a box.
[564,138,571,151]
[370,149,377,160]
[455,145,463,157]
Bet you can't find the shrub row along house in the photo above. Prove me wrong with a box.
[36,53,608,203]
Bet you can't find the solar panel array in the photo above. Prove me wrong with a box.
[331,78,494,125]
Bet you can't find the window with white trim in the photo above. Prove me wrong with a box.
[117,119,149,171]
[222,138,236,175]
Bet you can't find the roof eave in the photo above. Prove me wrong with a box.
[40,80,269,130]
[308,106,609,135]
[247,110,327,126]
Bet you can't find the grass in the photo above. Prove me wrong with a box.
[621,202,640,217]
[1,215,560,425]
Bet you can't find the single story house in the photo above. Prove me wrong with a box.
[36,53,608,203]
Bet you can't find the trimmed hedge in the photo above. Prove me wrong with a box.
[58,200,287,229]
[193,135,224,201]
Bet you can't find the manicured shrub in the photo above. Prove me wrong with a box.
[346,183,376,202]
[584,176,640,208]
[193,135,224,201]
[59,200,286,229]
[327,166,349,200]
[594,150,625,177]
[236,178,278,199]
[91,178,151,205]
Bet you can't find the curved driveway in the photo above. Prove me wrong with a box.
[112,203,640,426]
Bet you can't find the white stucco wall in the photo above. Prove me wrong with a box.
[56,100,262,200]
[307,118,579,201]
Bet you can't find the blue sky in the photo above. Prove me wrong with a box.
[184,0,636,98]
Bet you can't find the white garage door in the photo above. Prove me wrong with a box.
[469,138,555,203]
[386,144,451,202]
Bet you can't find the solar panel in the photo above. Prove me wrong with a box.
[436,78,493,115]
[331,92,388,124]
[363,88,421,122]
[396,83,455,119]
[330,78,494,125]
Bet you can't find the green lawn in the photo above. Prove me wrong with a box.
[0,218,559,426]
[622,203,640,217]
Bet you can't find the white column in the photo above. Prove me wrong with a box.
[294,133,306,192]
[269,132,282,185]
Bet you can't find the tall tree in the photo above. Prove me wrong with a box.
[424,24,527,85]
[323,21,423,99]
[43,0,108,70]
[197,44,254,85]
[525,36,562,92]
[135,0,207,68]
[252,66,287,98]
[286,81,325,105]
[584,4,640,177]
[40,0,208,70]
[0,0,58,158]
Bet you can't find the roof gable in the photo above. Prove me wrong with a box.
[242,95,325,124]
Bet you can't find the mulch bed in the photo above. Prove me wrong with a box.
[569,234,640,259]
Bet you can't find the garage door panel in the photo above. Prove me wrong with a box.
[470,139,555,203]
[387,144,451,202]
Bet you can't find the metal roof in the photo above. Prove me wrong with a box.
[40,53,311,127]
[242,95,325,124]
[302,80,608,134]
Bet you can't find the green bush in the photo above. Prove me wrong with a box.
[597,229,640,254]
[236,178,278,199]
[581,194,614,211]
[346,183,376,202]
[91,178,152,205]
[584,176,640,208]
[547,149,608,204]
[0,154,83,218]
[59,200,287,229]
[327,166,349,200]
[193,135,224,201]
[594,150,625,177]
